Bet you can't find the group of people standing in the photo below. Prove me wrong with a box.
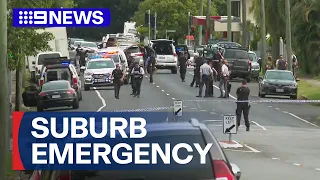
[264,52,298,79]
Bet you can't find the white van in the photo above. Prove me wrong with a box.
[34,52,62,83]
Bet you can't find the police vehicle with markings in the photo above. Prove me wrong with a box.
[83,58,116,91]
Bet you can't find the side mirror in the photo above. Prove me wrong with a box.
[258,76,263,81]
[230,163,241,180]
[32,61,35,65]
[22,85,39,107]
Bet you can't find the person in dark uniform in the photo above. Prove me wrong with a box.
[131,62,145,98]
[79,50,88,67]
[190,54,204,87]
[146,46,156,83]
[129,60,136,95]
[236,79,251,131]
[178,51,188,82]
[112,64,124,99]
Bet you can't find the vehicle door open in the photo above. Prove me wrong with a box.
[22,85,40,107]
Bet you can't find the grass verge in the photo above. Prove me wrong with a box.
[298,80,320,106]
[7,152,14,178]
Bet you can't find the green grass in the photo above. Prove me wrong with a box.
[298,80,320,105]
[7,152,14,177]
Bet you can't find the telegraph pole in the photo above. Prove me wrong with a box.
[205,0,211,44]
[242,0,248,47]
[154,12,157,40]
[260,0,267,74]
[148,9,151,43]
[227,0,232,41]
[0,0,9,178]
[198,0,203,45]
[285,0,292,71]
[188,12,191,46]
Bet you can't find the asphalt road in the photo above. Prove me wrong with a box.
[47,53,320,179]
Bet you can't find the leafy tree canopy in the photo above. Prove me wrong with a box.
[132,0,218,41]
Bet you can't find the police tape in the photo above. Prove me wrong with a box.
[182,99,320,103]
[110,106,174,112]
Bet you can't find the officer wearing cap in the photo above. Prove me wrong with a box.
[236,79,251,131]
[131,62,145,98]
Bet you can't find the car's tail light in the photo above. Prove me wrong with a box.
[57,174,70,180]
[39,92,47,96]
[67,89,75,94]
[174,53,177,57]
[73,77,78,89]
[39,79,44,87]
[248,60,252,71]
[136,53,143,56]
[213,160,235,180]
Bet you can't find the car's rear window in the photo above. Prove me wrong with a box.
[42,81,70,91]
[38,53,61,65]
[70,133,214,180]
[224,49,249,59]
[126,47,140,53]
[45,68,71,82]
[154,45,173,55]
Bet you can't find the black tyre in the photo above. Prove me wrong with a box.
[290,95,297,100]
[78,91,83,101]
[171,68,177,74]
[37,106,44,112]
[84,85,90,91]
[73,99,80,109]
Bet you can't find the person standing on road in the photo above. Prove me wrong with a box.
[112,64,124,99]
[131,62,145,98]
[178,51,188,82]
[129,60,136,95]
[276,55,287,70]
[236,79,251,131]
[190,54,204,87]
[292,52,298,79]
[219,60,230,98]
[197,61,213,97]
[146,46,156,83]
[208,61,218,97]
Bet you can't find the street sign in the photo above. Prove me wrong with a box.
[173,100,183,116]
[223,115,237,134]
[166,30,176,33]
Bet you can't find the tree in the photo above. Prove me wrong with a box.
[132,0,217,42]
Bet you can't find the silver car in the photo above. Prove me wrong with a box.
[248,51,260,79]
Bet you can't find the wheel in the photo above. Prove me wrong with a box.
[246,77,251,83]
[290,95,297,99]
[37,105,43,112]
[84,85,90,91]
[73,98,80,109]
[258,89,265,98]
[78,91,83,101]
[171,68,177,74]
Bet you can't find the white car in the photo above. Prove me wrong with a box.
[80,41,98,52]
[83,58,116,91]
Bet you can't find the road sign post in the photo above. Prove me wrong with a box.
[223,115,237,143]
[173,100,183,121]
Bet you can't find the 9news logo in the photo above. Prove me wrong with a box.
[12,8,111,27]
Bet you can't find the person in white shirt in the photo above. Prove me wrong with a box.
[219,60,230,98]
[131,62,145,98]
[197,61,213,97]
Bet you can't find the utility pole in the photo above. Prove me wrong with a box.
[198,0,203,45]
[148,9,151,43]
[227,0,232,41]
[285,0,292,71]
[205,0,211,44]
[0,0,9,178]
[188,12,191,46]
[260,0,267,74]
[242,0,248,47]
[154,12,157,40]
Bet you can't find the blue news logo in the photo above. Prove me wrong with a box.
[12,8,111,27]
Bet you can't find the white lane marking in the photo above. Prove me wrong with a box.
[207,125,222,127]
[203,120,223,122]
[293,163,301,166]
[200,109,206,112]
[275,108,280,110]
[282,111,319,127]
[161,90,165,92]
[166,94,170,96]
[212,84,237,99]
[153,82,155,84]
[197,102,201,108]
[268,106,272,108]
[282,111,288,113]
[156,86,159,88]
[224,149,254,153]
[183,106,187,107]
[210,112,216,114]
[172,98,175,100]
[190,107,197,110]
[93,87,106,112]
[145,76,148,78]
[316,168,320,171]
[244,144,261,153]
[251,121,267,130]
[272,158,280,160]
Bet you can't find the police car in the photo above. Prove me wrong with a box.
[83,58,116,91]
[38,57,82,101]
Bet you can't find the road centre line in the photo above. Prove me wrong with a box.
[93,87,106,112]
[243,144,260,153]
[316,168,320,171]
[251,121,267,130]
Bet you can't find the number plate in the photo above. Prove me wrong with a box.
[158,56,165,59]
[96,79,105,83]
[276,89,284,92]
[52,95,60,98]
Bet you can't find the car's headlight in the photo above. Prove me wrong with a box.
[261,81,269,85]
[84,71,93,76]
[290,83,297,87]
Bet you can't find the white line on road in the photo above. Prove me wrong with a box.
[293,163,301,166]
[93,87,106,112]
[156,86,159,88]
[224,149,254,153]
[316,168,320,171]
[244,144,261,153]
[212,84,237,99]
[210,112,216,114]
[166,94,170,96]
[153,82,155,84]
[190,107,197,110]
[203,120,223,122]
[200,109,207,112]
[172,98,175,100]
[268,106,272,108]
[161,90,165,92]
[251,121,267,130]
[282,111,288,113]
[272,158,280,160]
[282,111,319,127]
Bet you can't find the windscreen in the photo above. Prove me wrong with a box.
[224,49,249,59]
[74,41,83,46]
[248,53,258,62]
[126,47,140,53]
[87,61,115,69]
[42,81,69,91]
[266,71,294,81]
[38,53,61,65]
[70,133,214,180]
[71,38,84,44]
[154,45,173,55]
[81,42,97,48]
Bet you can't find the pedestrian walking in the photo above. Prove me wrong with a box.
[276,55,287,70]
[131,62,145,98]
[178,51,188,82]
[219,60,230,98]
[190,54,204,87]
[236,79,251,131]
[112,64,124,99]
[197,61,213,97]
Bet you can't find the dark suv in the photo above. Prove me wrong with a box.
[29,119,241,180]
[223,47,252,82]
